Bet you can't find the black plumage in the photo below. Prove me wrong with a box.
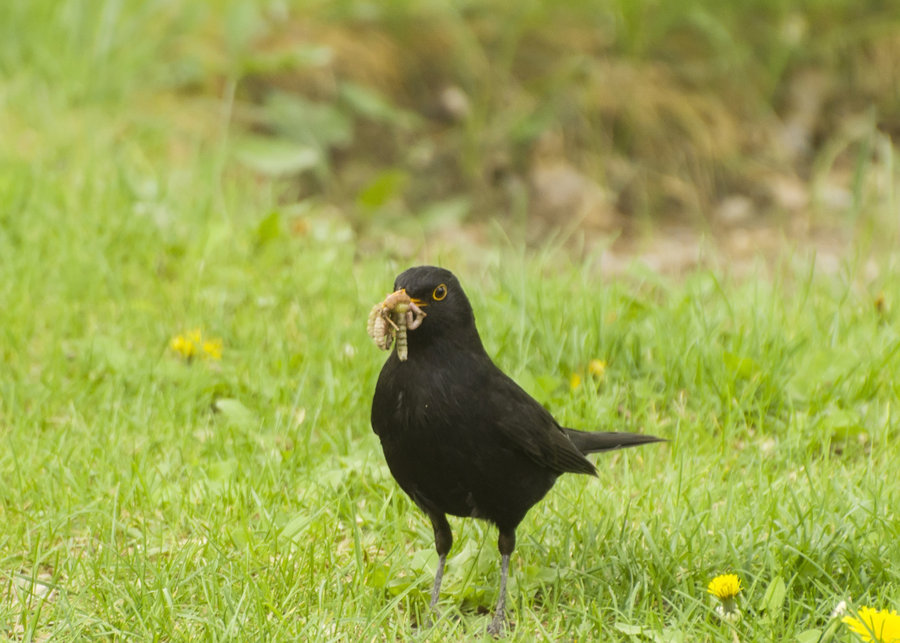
[370,266,663,634]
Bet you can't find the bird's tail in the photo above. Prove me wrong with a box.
[564,428,665,455]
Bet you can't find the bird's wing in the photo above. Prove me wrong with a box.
[486,371,597,476]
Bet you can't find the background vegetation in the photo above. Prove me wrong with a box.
[1,0,898,640]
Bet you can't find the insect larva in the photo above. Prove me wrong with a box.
[394,301,410,361]
[374,312,392,350]
[366,290,426,361]
[367,303,381,342]
[368,303,391,351]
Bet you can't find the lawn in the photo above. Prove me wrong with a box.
[2,1,899,641]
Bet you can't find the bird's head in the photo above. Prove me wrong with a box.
[391,265,482,352]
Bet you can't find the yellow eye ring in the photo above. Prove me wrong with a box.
[432,284,448,301]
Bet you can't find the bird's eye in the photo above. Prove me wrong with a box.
[432,284,448,301]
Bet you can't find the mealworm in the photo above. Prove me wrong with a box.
[393,300,411,361]
[366,290,426,361]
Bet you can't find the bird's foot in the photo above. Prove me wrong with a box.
[423,606,441,629]
[415,609,438,630]
[486,613,507,637]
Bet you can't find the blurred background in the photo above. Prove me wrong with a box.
[219,0,900,269]
[5,0,898,271]
[220,0,900,260]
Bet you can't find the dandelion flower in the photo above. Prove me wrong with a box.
[170,329,222,361]
[842,607,900,643]
[170,333,197,359]
[569,373,581,391]
[588,359,606,378]
[708,574,743,623]
[708,574,742,600]
[202,338,223,360]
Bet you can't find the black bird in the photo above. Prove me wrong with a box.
[370,266,663,634]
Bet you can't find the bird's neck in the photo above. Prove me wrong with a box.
[411,319,486,357]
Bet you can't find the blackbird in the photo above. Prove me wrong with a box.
[370,266,663,634]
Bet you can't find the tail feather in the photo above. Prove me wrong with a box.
[564,428,665,455]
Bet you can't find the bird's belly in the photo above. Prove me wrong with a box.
[379,427,558,529]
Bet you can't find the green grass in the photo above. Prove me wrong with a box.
[2,0,899,640]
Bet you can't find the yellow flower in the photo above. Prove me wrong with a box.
[588,359,606,378]
[170,334,197,359]
[569,373,581,391]
[843,607,900,642]
[708,574,743,624]
[170,329,222,361]
[202,338,223,360]
[708,574,742,600]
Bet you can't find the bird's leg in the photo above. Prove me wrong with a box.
[426,513,452,622]
[487,554,510,635]
[488,529,516,636]
[430,553,446,610]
